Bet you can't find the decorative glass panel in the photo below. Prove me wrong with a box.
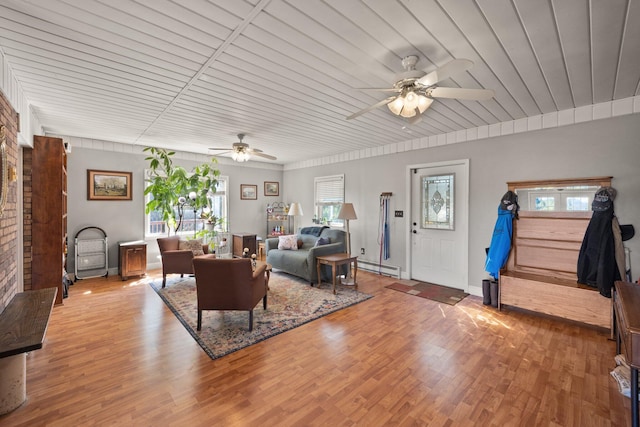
[421,174,454,230]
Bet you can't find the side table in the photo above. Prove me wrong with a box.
[255,261,272,290]
[316,253,358,294]
[118,240,147,280]
[233,233,257,258]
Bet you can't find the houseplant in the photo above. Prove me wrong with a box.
[144,147,220,235]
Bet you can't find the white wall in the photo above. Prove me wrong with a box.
[283,113,640,296]
[66,142,284,274]
[62,114,639,295]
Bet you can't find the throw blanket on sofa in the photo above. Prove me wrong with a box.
[299,226,328,237]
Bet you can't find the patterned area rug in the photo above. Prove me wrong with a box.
[385,280,469,305]
[148,273,372,360]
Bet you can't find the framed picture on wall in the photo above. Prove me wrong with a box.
[87,169,132,201]
[264,181,279,196]
[240,184,257,200]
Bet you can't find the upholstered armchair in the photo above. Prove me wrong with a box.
[192,258,267,332]
[157,236,215,288]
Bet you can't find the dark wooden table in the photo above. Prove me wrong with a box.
[614,281,640,427]
[316,253,358,294]
[0,287,57,358]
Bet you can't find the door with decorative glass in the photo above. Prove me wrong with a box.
[410,160,469,290]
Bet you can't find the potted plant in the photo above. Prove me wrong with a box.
[144,147,220,235]
[200,209,218,231]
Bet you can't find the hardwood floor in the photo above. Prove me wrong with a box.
[0,270,630,426]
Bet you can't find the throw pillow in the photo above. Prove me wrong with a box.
[314,237,331,247]
[179,239,205,256]
[278,234,299,250]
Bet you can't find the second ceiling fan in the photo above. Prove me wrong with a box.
[209,134,277,162]
[346,56,494,124]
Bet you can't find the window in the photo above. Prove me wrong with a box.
[509,177,612,213]
[525,187,598,212]
[314,174,344,227]
[145,175,228,237]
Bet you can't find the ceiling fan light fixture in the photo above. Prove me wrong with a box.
[388,90,431,118]
[387,96,404,115]
[417,96,433,113]
[231,149,250,162]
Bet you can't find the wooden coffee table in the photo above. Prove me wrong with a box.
[316,253,358,294]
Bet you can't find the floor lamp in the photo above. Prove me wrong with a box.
[338,203,357,284]
[288,202,303,233]
[337,203,357,256]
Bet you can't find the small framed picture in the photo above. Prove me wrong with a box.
[87,169,132,201]
[264,181,279,196]
[240,184,257,200]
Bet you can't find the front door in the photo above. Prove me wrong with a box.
[409,160,469,290]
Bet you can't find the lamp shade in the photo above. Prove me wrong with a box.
[288,202,303,216]
[337,203,357,220]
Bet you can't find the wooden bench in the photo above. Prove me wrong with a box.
[0,287,57,414]
[498,178,612,330]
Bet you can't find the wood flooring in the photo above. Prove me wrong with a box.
[0,270,631,426]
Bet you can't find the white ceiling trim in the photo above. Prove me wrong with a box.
[284,95,640,171]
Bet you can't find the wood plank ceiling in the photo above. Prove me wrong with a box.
[0,0,638,164]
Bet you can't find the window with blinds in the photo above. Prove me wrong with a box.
[314,174,344,227]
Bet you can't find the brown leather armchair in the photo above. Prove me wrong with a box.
[157,236,215,287]
[192,258,267,332]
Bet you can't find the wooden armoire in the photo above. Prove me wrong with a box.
[24,135,67,304]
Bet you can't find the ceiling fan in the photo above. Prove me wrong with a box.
[209,134,277,162]
[346,56,494,124]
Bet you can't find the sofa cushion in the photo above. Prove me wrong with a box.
[278,234,299,250]
[314,237,331,247]
[179,239,204,256]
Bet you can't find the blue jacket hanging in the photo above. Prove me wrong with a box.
[485,207,515,280]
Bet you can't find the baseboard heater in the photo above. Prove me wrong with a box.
[357,259,401,279]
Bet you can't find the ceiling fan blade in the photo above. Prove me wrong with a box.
[417,58,474,87]
[247,147,264,153]
[208,147,231,151]
[346,95,398,120]
[211,150,232,156]
[252,152,277,161]
[428,87,495,100]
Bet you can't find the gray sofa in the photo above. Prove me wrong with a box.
[265,227,346,284]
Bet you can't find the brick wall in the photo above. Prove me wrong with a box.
[0,90,19,311]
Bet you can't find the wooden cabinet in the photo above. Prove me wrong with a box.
[266,202,293,237]
[233,233,257,258]
[119,241,147,280]
[28,136,67,305]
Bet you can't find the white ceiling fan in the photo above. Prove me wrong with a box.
[346,56,494,124]
[209,134,277,162]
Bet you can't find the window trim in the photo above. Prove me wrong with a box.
[314,174,345,228]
